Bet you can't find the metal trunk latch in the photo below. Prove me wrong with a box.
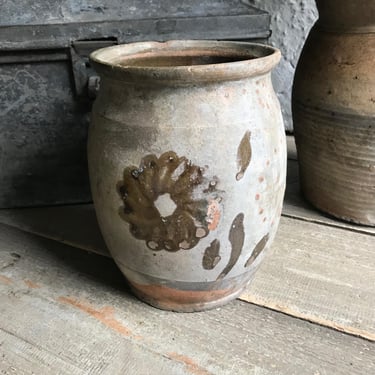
[70,39,117,98]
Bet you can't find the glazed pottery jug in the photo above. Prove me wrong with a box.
[293,0,375,225]
[88,40,286,311]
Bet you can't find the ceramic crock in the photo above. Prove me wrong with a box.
[89,40,286,311]
[293,0,375,225]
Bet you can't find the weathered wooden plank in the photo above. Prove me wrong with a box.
[0,224,374,375]
[0,319,189,375]
[239,217,375,341]
[0,201,374,340]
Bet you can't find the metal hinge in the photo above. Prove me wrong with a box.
[70,38,117,99]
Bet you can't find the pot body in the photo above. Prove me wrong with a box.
[293,0,375,225]
[88,40,286,311]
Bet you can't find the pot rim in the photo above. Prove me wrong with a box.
[90,40,281,84]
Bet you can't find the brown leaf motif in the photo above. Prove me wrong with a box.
[217,213,245,280]
[244,233,270,267]
[202,239,221,270]
[236,131,252,181]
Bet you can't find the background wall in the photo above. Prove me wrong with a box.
[245,0,318,131]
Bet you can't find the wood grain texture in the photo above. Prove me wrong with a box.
[0,204,374,340]
[0,224,374,375]
[239,217,375,341]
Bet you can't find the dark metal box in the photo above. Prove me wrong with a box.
[0,0,270,207]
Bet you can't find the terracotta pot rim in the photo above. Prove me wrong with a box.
[90,40,281,84]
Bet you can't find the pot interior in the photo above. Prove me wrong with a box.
[119,50,255,67]
[90,41,281,82]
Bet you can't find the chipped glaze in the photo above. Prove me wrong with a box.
[88,40,286,311]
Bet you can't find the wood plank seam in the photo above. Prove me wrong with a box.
[0,283,214,375]
[0,219,374,343]
[282,212,375,237]
[237,296,375,343]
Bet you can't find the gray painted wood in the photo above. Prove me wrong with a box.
[240,217,375,341]
[1,0,267,28]
[0,223,374,375]
[0,203,374,340]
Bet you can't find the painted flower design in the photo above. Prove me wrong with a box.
[117,151,222,252]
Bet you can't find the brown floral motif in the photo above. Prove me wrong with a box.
[117,151,223,252]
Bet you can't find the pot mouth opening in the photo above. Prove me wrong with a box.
[118,51,255,67]
[90,40,281,83]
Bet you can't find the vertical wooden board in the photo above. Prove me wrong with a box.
[240,217,375,341]
[0,224,374,375]
[0,202,374,340]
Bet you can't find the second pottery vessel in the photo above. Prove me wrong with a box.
[293,0,375,225]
